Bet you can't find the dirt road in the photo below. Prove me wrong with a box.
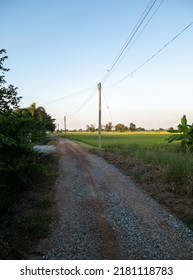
[34,139,193,259]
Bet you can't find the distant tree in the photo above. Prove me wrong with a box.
[104,122,113,132]
[86,124,96,132]
[115,123,128,132]
[137,127,145,131]
[167,127,178,133]
[129,123,136,132]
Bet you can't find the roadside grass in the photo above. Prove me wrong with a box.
[60,131,193,193]
[60,131,193,230]
[0,152,58,259]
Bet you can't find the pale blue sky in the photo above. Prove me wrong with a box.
[1,0,193,130]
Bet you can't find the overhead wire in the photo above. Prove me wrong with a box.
[98,0,160,127]
[106,21,193,88]
[99,0,163,128]
[65,19,192,125]
[41,85,97,124]
[44,1,163,124]
[101,87,114,124]
[107,0,165,80]
[43,2,190,128]
[101,0,158,84]
[67,88,97,118]
[42,85,96,105]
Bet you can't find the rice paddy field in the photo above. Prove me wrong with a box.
[60,131,193,196]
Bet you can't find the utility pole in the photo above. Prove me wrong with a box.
[64,116,66,134]
[98,82,102,149]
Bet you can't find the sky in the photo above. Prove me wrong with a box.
[1,0,193,130]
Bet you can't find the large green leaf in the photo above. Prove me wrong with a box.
[181,115,187,127]
[167,134,184,143]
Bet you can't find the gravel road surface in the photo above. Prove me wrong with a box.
[33,139,193,259]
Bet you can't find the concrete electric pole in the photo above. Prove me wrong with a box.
[98,82,102,149]
[64,116,66,134]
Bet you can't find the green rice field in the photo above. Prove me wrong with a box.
[60,131,193,196]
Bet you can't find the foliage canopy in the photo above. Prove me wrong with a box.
[0,49,56,214]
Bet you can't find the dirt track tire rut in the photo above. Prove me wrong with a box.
[33,139,193,260]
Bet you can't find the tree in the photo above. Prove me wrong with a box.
[129,123,136,132]
[0,50,55,214]
[104,122,113,132]
[26,102,55,134]
[0,49,24,148]
[86,124,96,132]
[0,49,21,114]
[167,127,178,133]
[0,49,8,84]
[0,51,35,213]
[115,123,128,132]
[137,127,145,131]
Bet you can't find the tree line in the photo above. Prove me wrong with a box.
[86,122,145,132]
[0,49,55,215]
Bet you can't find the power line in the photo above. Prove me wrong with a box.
[67,88,97,118]
[45,1,161,126]
[59,1,162,125]
[42,85,96,105]
[65,1,162,126]
[107,21,193,88]
[102,87,114,124]
[108,0,165,79]
[101,0,158,83]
